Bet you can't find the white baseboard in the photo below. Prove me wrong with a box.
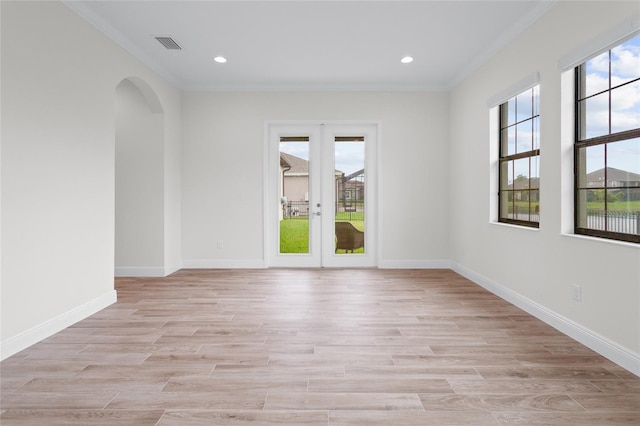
[451,262,640,377]
[114,266,166,277]
[182,259,266,269]
[379,259,452,269]
[0,290,117,361]
[114,263,182,277]
[164,263,182,276]
[183,259,451,270]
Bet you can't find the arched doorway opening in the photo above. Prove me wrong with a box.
[114,77,165,276]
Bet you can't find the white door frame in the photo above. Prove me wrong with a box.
[264,120,379,268]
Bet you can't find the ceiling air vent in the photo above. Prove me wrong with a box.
[155,37,182,50]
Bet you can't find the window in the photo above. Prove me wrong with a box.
[499,86,540,227]
[575,33,640,243]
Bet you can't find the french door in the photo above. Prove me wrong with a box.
[265,122,378,267]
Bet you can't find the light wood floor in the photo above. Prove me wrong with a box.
[1,269,639,425]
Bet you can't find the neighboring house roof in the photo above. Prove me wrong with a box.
[509,177,540,190]
[280,152,344,176]
[587,167,640,183]
[280,152,310,176]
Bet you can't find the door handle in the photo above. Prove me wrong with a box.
[314,211,321,216]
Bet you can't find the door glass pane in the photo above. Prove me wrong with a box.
[334,137,365,254]
[279,137,310,254]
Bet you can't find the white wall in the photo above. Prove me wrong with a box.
[449,1,640,372]
[2,0,638,375]
[163,87,183,276]
[115,79,165,272]
[181,92,450,268]
[0,0,182,359]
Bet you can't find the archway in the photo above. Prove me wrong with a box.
[114,77,165,276]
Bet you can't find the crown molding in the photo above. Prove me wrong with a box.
[61,0,185,89]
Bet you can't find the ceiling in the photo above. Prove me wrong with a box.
[63,0,556,92]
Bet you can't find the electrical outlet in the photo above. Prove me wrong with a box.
[217,240,224,249]
[572,284,582,301]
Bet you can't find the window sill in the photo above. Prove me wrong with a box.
[490,221,540,232]
[561,233,640,249]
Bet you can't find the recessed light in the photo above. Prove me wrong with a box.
[214,56,227,63]
[401,56,414,64]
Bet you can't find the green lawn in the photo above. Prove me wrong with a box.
[506,200,640,214]
[335,211,364,221]
[280,219,365,254]
[279,219,309,253]
[510,201,540,213]
[586,200,640,212]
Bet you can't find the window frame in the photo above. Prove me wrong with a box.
[573,37,640,244]
[498,86,541,228]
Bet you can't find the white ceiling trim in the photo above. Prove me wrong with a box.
[182,82,450,93]
[61,0,185,88]
[62,0,557,93]
[448,0,557,91]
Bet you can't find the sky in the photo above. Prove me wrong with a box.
[505,34,639,183]
[280,141,365,175]
[582,34,639,174]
